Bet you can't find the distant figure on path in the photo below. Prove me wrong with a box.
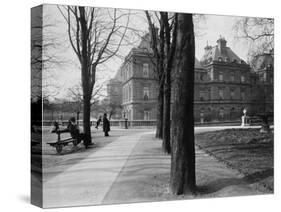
[103,113,110,137]
[95,116,102,129]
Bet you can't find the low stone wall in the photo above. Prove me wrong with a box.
[41,119,243,128]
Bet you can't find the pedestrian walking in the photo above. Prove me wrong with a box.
[95,116,102,129]
[103,113,110,137]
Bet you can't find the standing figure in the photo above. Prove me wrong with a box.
[103,113,110,137]
[95,116,102,129]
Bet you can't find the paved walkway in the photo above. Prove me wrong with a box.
[102,131,264,205]
[43,127,265,208]
[43,131,152,208]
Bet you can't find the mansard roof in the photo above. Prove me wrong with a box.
[200,37,245,66]
[112,31,204,82]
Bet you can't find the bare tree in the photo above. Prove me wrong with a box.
[170,13,196,194]
[145,12,178,154]
[97,99,122,120]
[161,12,178,154]
[145,11,165,140]
[58,6,130,144]
[31,8,65,101]
[234,17,274,133]
[67,82,104,124]
[67,83,104,106]
[234,17,274,65]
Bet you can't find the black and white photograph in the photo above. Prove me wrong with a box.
[30,1,274,209]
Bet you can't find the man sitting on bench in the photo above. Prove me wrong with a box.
[52,117,92,148]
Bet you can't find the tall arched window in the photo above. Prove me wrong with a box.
[230,88,235,100]
[219,88,224,100]
[143,87,149,100]
[144,111,149,120]
[241,89,245,100]
[199,89,204,101]
[230,107,235,120]
[208,107,212,122]
[230,73,235,82]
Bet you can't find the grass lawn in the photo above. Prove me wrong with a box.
[195,128,273,192]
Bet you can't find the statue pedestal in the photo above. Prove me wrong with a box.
[241,115,249,127]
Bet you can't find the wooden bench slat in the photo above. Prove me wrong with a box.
[47,138,76,144]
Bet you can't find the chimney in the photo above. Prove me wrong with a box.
[204,41,212,51]
[217,36,227,52]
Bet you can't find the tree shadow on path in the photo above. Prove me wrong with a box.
[196,168,273,195]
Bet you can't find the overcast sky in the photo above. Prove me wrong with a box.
[42,4,251,101]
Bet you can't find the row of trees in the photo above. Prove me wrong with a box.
[57,6,196,194]
[34,5,274,194]
[145,11,196,194]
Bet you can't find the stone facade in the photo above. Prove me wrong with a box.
[121,48,158,120]
[107,36,274,123]
[107,78,123,105]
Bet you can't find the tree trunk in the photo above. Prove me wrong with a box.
[161,12,177,154]
[83,94,92,145]
[79,7,92,146]
[162,70,171,154]
[156,83,164,139]
[170,13,196,195]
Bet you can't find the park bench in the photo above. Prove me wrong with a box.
[47,131,79,154]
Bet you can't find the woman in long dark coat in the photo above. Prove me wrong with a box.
[103,113,110,136]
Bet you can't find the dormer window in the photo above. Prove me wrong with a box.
[233,59,237,63]
[218,57,223,62]
[225,57,230,62]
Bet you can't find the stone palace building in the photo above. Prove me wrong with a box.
[107,34,273,124]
